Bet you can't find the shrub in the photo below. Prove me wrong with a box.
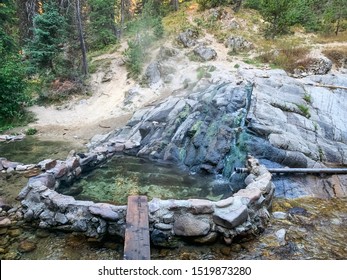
[258,46,310,73]
[25,128,38,135]
[197,0,233,10]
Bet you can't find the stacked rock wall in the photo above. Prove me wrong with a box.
[17,153,274,245]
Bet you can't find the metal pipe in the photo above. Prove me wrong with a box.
[267,168,347,174]
[234,167,347,174]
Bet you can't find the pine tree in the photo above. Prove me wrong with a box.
[324,0,347,35]
[26,0,68,75]
[260,0,292,38]
[87,0,118,49]
[0,0,29,122]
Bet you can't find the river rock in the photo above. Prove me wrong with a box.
[275,229,287,245]
[158,46,179,60]
[2,160,21,169]
[189,199,214,214]
[38,159,57,171]
[151,229,178,248]
[215,196,234,208]
[79,153,97,167]
[48,163,68,178]
[307,56,333,75]
[55,213,68,224]
[173,214,210,236]
[224,36,253,53]
[31,173,56,189]
[0,198,12,211]
[0,217,11,228]
[213,205,248,229]
[272,212,287,220]
[18,240,37,253]
[8,228,22,237]
[162,213,174,223]
[234,187,262,203]
[193,46,217,61]
[89,204,119,221]
[154,223,173,231]
[145,61,161,86]
[193,232,219,244]
[177,29,199,48]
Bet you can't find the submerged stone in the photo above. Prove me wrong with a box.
[18,240,37,253]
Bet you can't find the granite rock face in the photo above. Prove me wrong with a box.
[240,69,347,198]
[87,68,347,198]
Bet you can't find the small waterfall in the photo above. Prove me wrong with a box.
[222,82,253,186]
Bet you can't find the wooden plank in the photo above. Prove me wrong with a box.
[123,195,150,260]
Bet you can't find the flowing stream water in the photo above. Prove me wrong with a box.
[1,139,347,260]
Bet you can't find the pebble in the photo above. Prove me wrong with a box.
[0,217,11,228]
[8,228,22,237]
[220,247,231,256]
[18,240,37,253]
[272,212,287,220]
[275,229,286,245]
[230,243,242,253]
[35,229,50,238]
[3,251,21,260]
[0,247,7,254]
[0,235,10,246]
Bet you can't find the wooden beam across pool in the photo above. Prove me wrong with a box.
[123,195,151,260]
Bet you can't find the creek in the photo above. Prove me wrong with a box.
[1,138,347,260]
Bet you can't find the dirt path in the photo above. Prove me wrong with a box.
[26,42,159,147]
[19,9,347,149]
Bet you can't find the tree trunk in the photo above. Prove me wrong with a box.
[233,0,243,13]
[75,0,88,76]
[335,17,340,36]
[120,0,125,38]
[171,0,179,11]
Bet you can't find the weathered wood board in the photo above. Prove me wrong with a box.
[123,195,150,260]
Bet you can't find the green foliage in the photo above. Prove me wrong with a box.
[260,0,292,38]
[258,45,310,72]
[25,127,38,135]
[124,40,144,78]
[0,53,30,122]
[87,0,118,50]
[296,104,311,118]
[245,0,347,35]
[123,0,165,79]
[244,0,262,10]
[153,17,164,39]
[0,0,30,123]
[26,0,68,76]
[323,0,347,35]
[197,0,233,10]
[286,0,324,32]
[303,93,312,104]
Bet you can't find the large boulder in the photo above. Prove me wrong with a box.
[177,29,199,48]
[224,36,253,53]
[193,46,217,61]
[144,61,161,86]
